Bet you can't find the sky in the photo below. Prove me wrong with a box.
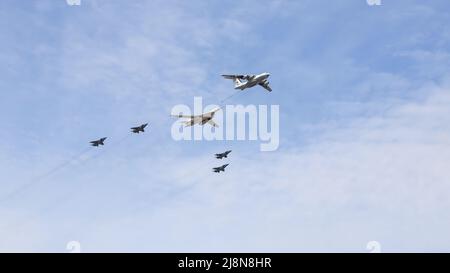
[1,0,450,252]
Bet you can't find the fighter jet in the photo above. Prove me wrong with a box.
[131,123,148,134]
[90,137,107,147]
[215,150,232,159]
[222,72,272,92]
[213,164,229,173]
[172,107,221,127]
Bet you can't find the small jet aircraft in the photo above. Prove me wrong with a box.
[172,107,221,127]
[90,137,107,147]
[215,150,232,159]
[222,72,272,92]
[213,164,229,173]
[131,123,148,134]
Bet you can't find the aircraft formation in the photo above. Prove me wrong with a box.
[213,150,232,173]
[89,73,272,174]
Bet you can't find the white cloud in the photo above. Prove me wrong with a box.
[28,80,448,252]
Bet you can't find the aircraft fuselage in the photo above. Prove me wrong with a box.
[236,73,270,90]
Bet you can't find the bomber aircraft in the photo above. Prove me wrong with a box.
[172,107,221,128]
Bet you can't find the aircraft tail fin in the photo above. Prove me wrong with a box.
[207,119,219,128]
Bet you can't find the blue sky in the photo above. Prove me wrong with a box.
[1,0,450,252]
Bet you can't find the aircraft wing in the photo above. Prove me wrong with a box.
[207,119,219,128]
[222,74,248,79]
[172,114,195,118]
[258,82,272,92]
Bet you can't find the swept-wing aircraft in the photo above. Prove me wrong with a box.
[172,107,221,127]
[213,164,229,173]
[222,72,272,92]
[215,150,232,159]
[90,137,107,147]
[131,123,148,133]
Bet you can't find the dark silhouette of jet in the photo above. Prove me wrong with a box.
[131,123,148,134]
[215,150,232,159]
[90,137,107,147]
[213,164,229,173]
